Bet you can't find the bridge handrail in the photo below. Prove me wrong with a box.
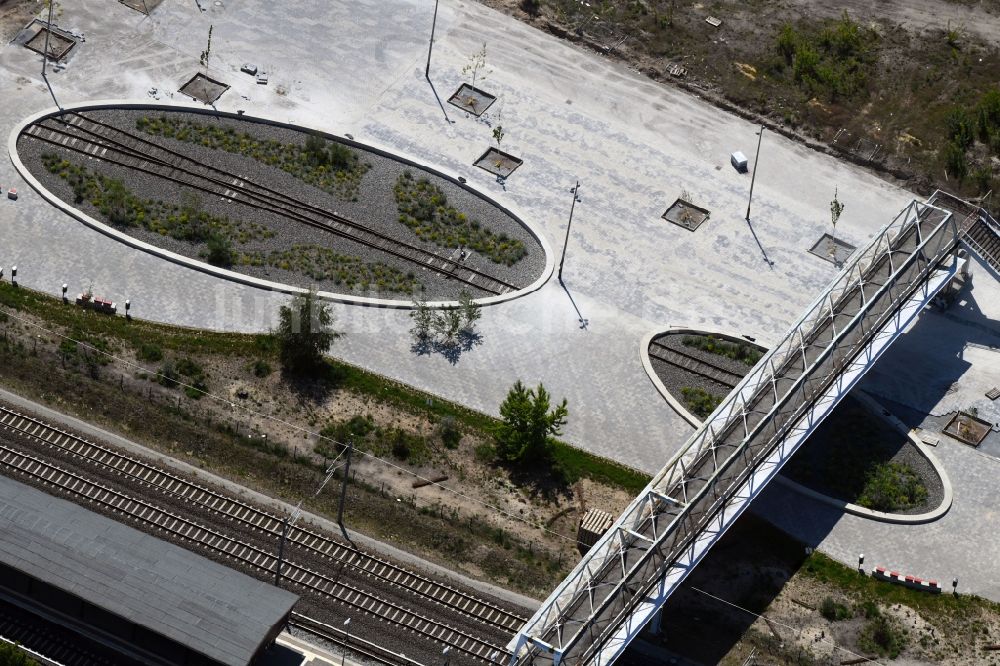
[511,199,961,663]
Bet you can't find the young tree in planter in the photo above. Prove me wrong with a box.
[830,187,845,264]
[276,289,340,376]
[461,42,491,91]
[494,381,568,464]
[492,124,505,149]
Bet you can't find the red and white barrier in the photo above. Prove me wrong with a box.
[873,566,942,594]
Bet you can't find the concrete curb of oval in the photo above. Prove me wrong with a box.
[638,326,953,524]
[9,99,554,310]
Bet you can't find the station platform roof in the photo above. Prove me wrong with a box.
[0,475,298,666]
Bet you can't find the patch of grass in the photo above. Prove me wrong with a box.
[859,610,908,658]
[137,343,163,363]
[801,551,1000,619]
[771,13,879,101]
[856,461,928,512]
[246,244,421,294]
[681,386,724,419]
[136,116,370,201]
[0,282,268,360]
[394,171,527,265]
[250,359,272,377]
[682,334,763,366]
[41,154,272,245]
[549,441,650,493]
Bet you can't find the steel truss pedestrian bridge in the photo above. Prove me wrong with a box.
[509,192,999,666]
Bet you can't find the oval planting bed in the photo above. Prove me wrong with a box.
[641,328,949,521]
[12,102,550,306]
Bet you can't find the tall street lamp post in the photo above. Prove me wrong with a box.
[745,125,765,222]
[558,181,581,284]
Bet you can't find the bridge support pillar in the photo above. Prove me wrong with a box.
[646,608,662,635]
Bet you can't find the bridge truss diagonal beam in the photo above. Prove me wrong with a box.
[509,194,972,666]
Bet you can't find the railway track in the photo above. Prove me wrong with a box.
[0,405,527,636]
[21,112,518,297]
[648,339,747,389]
[290,612,421,666]
[0,602,121,666]
[0,439,509,664]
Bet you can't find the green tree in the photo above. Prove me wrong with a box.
[0,642,38,666]
[409,298,434,341]
[461,42,491,90]
[776,23,798,65]
[976,88,1000,143]
[276,290,340,376]
[204,233,234,267]
[457,291,481,333]
[494,381,568,464]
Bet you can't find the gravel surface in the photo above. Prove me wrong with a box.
[0,400,528,666]
[16,108,546,301]
[648,331,762,404]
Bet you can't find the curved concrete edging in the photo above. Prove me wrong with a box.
[8,99,554,310]
[638,327,703,428]
[639,328,953,524]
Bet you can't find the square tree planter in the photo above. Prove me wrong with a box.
[474,147,523,179]
[24,26,76,61]
[179,72,230,105]
[662,198,710,232]
[448,83,497,117]
[943,411,991,447]
[808,233,856,265]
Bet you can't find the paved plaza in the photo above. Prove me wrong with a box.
[1,0,998,598]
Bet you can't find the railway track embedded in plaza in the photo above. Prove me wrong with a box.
[21,112,518,297]
[0,405,519,663]
[647,339,745,389]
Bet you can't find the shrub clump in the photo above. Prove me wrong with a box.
[858,606,908,658]
[41,154,271,245]
[856,462,928,512]
[682,335,763,366]
[680,386,724,419]
[820,596,851,621]
[394,172,527,265]
[772,13,879,101]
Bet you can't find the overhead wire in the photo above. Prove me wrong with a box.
[687,586,882,664]
[1,299,893,659]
